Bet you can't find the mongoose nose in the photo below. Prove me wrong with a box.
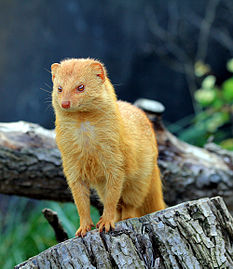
[62,101,70,109]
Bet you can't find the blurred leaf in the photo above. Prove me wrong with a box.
[194,110,211,122]
[201,75,216,89]
[166,115,194,133]
[179,122,208,146]
[195,88,216,106]
[220,138,233,150]
[222,78,233,102]
[212,98,224,109]
[173,59,232,150]
[206,112,230,132]
[194,61,210,77]
[226,59,233,73]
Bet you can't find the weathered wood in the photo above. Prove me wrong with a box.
[136,99,233,214]
[0,121,103,213]
[154,115,233,214]
[15,196,233,268]
[0,120,232,214]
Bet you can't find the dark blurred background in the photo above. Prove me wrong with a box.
[0,1,232,267]
[0,0,232,129]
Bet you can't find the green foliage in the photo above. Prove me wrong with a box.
[226,59,233,73]
[171,59,233,149]
[220,138,233,151]
[0,197,100,268]
[222,78,233,101]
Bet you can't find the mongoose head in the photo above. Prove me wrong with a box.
[51,58,107,113]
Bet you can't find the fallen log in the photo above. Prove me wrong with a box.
[0,121,103,212]
[135,98,233,214]
[0,114,232,214]
[15,196,233,268]
[155,118,233,214]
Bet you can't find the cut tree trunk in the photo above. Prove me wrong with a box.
[15,196,233,269]
[0,120,232,214]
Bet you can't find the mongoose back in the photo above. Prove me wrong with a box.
[51,58,165,237]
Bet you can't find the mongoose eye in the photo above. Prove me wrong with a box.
[58,86,63,93]
[76,84,85,92]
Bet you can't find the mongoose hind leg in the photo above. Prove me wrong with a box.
[138,165,166,216]
[114,206,122,222]
[121,204,140,220]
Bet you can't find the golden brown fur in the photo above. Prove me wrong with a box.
[51,58,165,237]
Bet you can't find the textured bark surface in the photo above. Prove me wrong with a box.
[153,116,233,214]
[15,196,233,269]
[0,120,232,214]
[0,121,102,212]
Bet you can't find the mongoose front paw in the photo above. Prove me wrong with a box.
[75,222,94,237]
[96,216,115,233]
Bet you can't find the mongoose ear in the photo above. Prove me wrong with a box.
[51,63,60,81]
[91,62,105,82]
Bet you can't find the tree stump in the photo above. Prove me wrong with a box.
[15,196,233,269]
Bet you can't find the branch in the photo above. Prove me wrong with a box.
[0,121,103,213]
[15,196,233,268]
[187,10,233,53]
[145,5,199,113]
[195,0,221,62]
[42,208,68,243]
[145,6,192,65]
[0,116,232,214]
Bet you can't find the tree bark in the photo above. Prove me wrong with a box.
[0,121,103,212]
[15,196,233,269]
[152,115,233,214]
[0,120,232,214]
